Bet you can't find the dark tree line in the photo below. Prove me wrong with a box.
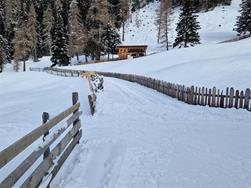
[0,0,126,71]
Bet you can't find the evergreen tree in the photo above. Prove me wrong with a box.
[51,0,69,67]
[61,0,71,45]
[69,0,87,62]
[4,0,21,62]
[87,0,111,60]
[0,0,6,72]
[77,0,91,27]
[101,23,121,60]
[173,0,201,48]
[35,0,48,58]
[235,0,251,36]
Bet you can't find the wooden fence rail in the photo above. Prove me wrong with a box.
[30,67,251,111]
[0,92,82,188]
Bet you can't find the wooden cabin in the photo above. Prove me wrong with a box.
[117,45,148,60]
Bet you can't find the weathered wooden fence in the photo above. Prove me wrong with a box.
[0,92,82,188]
[30,67,251,111]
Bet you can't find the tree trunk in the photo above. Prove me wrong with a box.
[23,60,26,72]
[33,47,38,62]
[108,52,110,61]
[165,23,169,51]
[76,52,79,63]
[122,21,125,41]
[85,55,88,62]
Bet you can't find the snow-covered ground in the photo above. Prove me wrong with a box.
[52,78,251,188]
[63,37,251,90]
[123,0,241,53]
[1,72,250,188]
[1,0,251,187]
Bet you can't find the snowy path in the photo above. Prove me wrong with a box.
[52,78,251,188]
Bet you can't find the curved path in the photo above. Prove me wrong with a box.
[51,77,251,188]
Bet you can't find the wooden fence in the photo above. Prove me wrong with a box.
[0,92,82,188]
[30,67,251,111]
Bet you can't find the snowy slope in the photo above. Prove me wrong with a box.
[63,37,251,90]
[0,72,90,186]
[123,0,242,53]
[51,78,251,188]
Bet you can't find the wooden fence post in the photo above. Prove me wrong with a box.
[239,91,244,108]
[244,88,250,110]
[212,87,217,107]
[235,90,240,109]
[42,112,50,159]
[229,88,235,108]
[72,92,81,139]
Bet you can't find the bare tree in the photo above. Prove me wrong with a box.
[13,3,37,71]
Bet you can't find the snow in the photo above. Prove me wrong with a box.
[1,0,251,187]
[62,37,251,90]
[122,0,242,53]
[51,78,251,188]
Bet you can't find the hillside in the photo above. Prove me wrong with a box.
[64,37,251,90]
[122,0,241,53]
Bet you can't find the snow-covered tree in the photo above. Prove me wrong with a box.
[51,0,69,67]
[87,0,112,60]
[0,0,6,72]
[173,0,201,48]
[235,0,251,36]
[101,23,121,60]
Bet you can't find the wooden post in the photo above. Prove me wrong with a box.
[239,91,244,108]
[229,88,235,108]
[198,87,201,105]
[189,86,195,104]
[244,88,250,110]
[42,112,50,160]
[235,90,240,109]
[220,91,224,108]
[72,92,81,138]
[225,87,229,108]
[212,87,217,107]
[205,88,208,106]
[208,89,212,106]
[201,87,205,106]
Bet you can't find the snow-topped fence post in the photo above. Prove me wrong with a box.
[82,72,104,115]
[42,112,50,159]
[0,93,82,188]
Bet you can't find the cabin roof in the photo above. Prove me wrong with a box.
[117,45,148,49]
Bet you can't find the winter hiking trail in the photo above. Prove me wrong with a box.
[51,77,251,188]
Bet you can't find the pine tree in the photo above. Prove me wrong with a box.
[69,0,87,62]
[101,23,121,60]
[13,2,38,71]
[0,0,6,72]
[34,0,48,58]
[87,0,111,60]
[235,0,251,36]
[51,0,69,67]
[4,0,21,62]
[173,0,201,48]
[77,0,91,27]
